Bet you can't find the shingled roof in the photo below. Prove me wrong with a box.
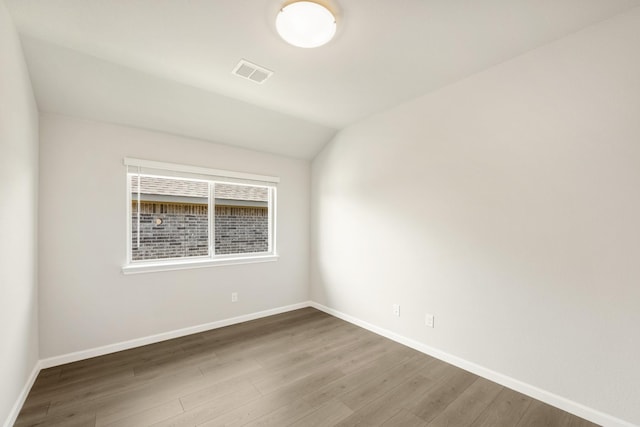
[131,176,268,202]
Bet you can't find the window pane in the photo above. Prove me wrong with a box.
[214,183,269,255]
[131,175,209,261]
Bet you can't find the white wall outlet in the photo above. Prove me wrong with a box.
[392,304,400,317]
[425,313,435,328]
[231,292,238,303]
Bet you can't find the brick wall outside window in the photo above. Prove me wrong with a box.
[131,202,268,261]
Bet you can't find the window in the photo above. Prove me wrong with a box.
[123,158,278,274]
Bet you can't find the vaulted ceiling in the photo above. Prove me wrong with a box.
[7,0,640,158]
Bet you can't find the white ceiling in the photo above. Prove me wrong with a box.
[7,0,640,159]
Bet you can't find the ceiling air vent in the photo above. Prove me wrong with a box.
[232,59,273,84]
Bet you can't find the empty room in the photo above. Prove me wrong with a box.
[2,1,639,426]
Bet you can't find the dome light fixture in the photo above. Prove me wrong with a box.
[276,1,337,48]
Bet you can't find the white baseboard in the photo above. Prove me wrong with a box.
[309,302,635,427]
[3,361,41,427]
[40,301,311,369]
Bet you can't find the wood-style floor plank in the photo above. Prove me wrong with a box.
[381,409,427,427]
[242,398,314,427]
[14,307,600,427]
[287,399,354,427]
[99,400,183,427]
[408,367,478,423]
[425,377,503,426]
[470,387,532,427]
[339,354,432,411]
[333,374,435,426]
[301,346,416,408]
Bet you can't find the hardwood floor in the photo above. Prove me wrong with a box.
[14,308,599,427]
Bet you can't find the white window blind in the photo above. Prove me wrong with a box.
[124,158,279,187]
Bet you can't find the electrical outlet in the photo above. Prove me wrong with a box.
[231,292,238,303]
[425,313,434,328]
[392,304,400,317]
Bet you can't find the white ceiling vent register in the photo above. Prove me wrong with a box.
[232,59,274,84]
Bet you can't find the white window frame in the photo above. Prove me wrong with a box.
[122,158,279,274]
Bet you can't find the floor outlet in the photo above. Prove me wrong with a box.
[231,292,238,303]
[425,313,434,328]
[392,304,400,317]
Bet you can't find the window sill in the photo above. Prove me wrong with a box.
[121,254,279,275]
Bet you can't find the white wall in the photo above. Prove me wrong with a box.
[38,113,309,359]
[311,7,640,426]
[0,0,40,424]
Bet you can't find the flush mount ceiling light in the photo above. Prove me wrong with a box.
[276,1,337,48]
